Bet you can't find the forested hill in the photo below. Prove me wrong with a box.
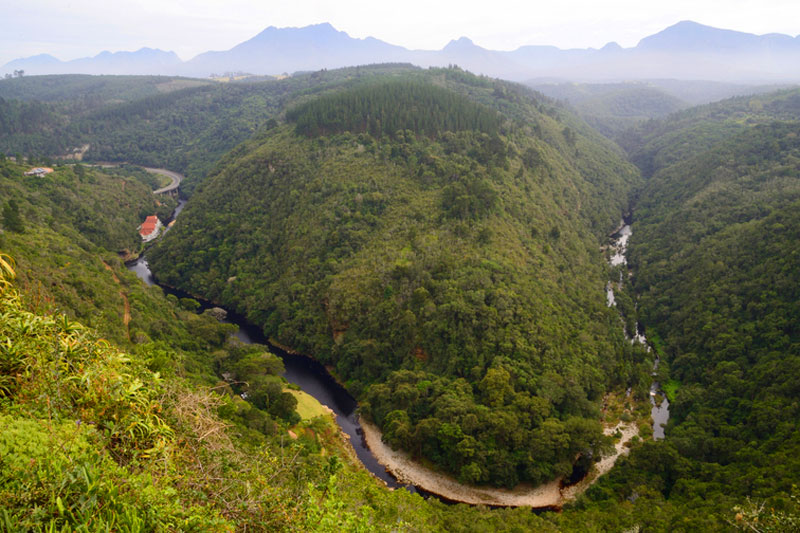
[4,73,800,530]
[623,87,800,177]
[287,80,503,138]
[149,70,644,488]
[530,82,689,141]
[0,65,422,195]
[0,74,212,105]
[565,88,800,528]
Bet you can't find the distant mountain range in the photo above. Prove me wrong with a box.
[3,48,183,76]
[4,21,800,82]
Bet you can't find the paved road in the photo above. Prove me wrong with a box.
[146,167,183,194]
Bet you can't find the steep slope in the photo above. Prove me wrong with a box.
[565,89,800,529]
[0,160,176,344]
[0,247,427,533]
[3,73,797,533]
[149,69,643,487]
[624,87,800,176]
[0,156,569,532]
[0,156,414,530]
[530,82,688,139]
[0,64,421,195]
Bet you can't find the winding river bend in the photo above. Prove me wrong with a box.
[127,200,403,489]
[128,255,404,488]
[127,181,645,507]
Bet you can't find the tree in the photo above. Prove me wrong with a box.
[2,200,25,233]
[479,367,513,408]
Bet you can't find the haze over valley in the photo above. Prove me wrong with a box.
[1,3,799,531]
[5,20,800,83]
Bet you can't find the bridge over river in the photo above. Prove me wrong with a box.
[146,167,183,196]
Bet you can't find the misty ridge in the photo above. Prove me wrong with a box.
[4,20,800,84]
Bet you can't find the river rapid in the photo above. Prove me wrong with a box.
[128,187,652,506]
[606,221,670,440]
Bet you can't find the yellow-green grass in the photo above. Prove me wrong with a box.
[287,388,333,420]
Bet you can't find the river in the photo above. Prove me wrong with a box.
[127,190,645,505]
[606,222,670,440]
[127,199,403,488]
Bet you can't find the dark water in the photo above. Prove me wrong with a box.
[648,341,671,441]
[126,244,403,488]
[223,310,401,487]
[650,382,670,440]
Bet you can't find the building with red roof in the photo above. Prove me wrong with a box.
[138,215,163,243]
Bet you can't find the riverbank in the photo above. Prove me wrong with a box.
[362,418,638,507]
[561,422,639,501]
[361,419,563,507]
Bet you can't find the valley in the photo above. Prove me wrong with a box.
[1,58,799,531]
[128,188,646,507]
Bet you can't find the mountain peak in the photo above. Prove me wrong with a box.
[637,20,758,52]
[444,37,477,51]
[309,22,337,31]
[253,22,340,39]
[12,53,61,64]
[670,20,711,30]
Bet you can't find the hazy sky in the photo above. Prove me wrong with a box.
[2,0,800,66]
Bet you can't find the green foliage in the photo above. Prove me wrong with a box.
[0,154,558,532]
[2,198,24,233]
[624,87,800,177]
[731,486,800,532]
[0,160,175,253]
[287,79,502,138]
[217,344,300,424]
[149,71,642,487]
[564,89,800,531]
[0,254,455,532]
[531,82,688,141]
[662,379,680,403]
[0,278,228,530]
[6,67,799,531]
[0,65,426,195]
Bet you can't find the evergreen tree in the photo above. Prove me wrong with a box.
[2,199,24,233]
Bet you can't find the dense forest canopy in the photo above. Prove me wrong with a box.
[623,87,800,177]
[148,71,645,488]
[287,79,503,138]
[2,67,799,530]
[0,65,425,194]
[562,89,800,529]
